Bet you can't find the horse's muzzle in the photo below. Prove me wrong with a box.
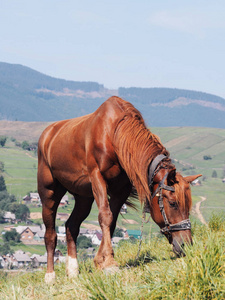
[172,239,186,257]
[172,232,192,257]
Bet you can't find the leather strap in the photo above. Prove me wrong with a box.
[148,154,167,187]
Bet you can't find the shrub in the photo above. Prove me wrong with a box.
[0,136,7,147]
[203,155,212,160]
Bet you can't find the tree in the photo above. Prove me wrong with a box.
[113,227,123,237]
[21,141,30,150]
[0,136,7,147]
[0,243,12,255]
[0,194,16,211]
[0,161,4,172]
[203,155,212,160]
[0,210,5,223]
[212,170,217,178]
[3,229,21,243]
[57,240,67,255]
[10,203,30,221]
[0,176,7,191]
[76,236,92,249]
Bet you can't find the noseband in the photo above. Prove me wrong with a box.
[148,154,191,236]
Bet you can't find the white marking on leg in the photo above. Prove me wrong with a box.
[66,256,79,278]
[45,271,55,284]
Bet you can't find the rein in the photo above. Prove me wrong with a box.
[148,155,191,236]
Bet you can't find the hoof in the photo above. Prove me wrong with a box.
[66,256,79,278]
[45,271,55,284]
[103,266,120,275]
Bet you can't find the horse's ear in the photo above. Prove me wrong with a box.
[184,174,202,184]
[167,168,178,185]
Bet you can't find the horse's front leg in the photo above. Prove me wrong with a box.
[90,169,118,271]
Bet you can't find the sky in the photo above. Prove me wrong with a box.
[1,0,225,98]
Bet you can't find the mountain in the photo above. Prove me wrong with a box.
[1,62,225,128]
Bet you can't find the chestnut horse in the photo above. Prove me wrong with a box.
[38,96,201,283]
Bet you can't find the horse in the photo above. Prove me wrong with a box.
[37,96,201,283]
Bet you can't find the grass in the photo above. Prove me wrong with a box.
[0,141,37,197]
[0,217,224,299]
[10,243,46,255]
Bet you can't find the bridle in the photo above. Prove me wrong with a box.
[148,154,191,238]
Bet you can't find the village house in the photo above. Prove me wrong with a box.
[79,228,88,235]
[15,225,43,244]
[33,229,45,243]
[3,212,16,223]
[58,226,66,234]
[23,193,69,207]
[30,193,41,204]
[57,232,66,243]
[57,226,66,243]
[13,250,32,268]
[22,195,31,204]
[127,230,142,239]
[83,230,102,246]
[59,194,69,207]
[191,179,201,186]
[18,227,35,242]
[1,254,18,269]
[31,254,47,268]
[120,204,127,214]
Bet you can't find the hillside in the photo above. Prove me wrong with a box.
[1,62,225,127]
[0,221,224,299]
[0,122,224,224]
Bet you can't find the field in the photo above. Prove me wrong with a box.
[0,219,224,299]
[0,122,225,298]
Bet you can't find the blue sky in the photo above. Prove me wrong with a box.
[1,0,225,98]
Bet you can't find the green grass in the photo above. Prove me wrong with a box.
[10,243,46,255]
[0,218,224,299]
[0,142,37,197]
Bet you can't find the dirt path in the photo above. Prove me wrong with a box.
[192,196,207,225]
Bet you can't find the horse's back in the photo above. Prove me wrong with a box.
[38,113,93,154]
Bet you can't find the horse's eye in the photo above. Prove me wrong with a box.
[169,201,178,209]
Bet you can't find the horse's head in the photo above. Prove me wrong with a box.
[149,156,201,256]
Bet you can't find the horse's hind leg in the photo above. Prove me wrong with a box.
[38,165,66,283]
[109,182,132,238]
[65,195,94,278]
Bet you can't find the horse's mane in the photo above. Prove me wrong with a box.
[112,99,170,203]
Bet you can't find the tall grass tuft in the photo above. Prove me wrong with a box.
[208,212,225,231]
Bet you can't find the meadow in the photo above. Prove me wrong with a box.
[0,124,225,299]
[0,216,224,299]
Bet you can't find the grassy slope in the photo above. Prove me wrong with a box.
[0,221,224,299]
